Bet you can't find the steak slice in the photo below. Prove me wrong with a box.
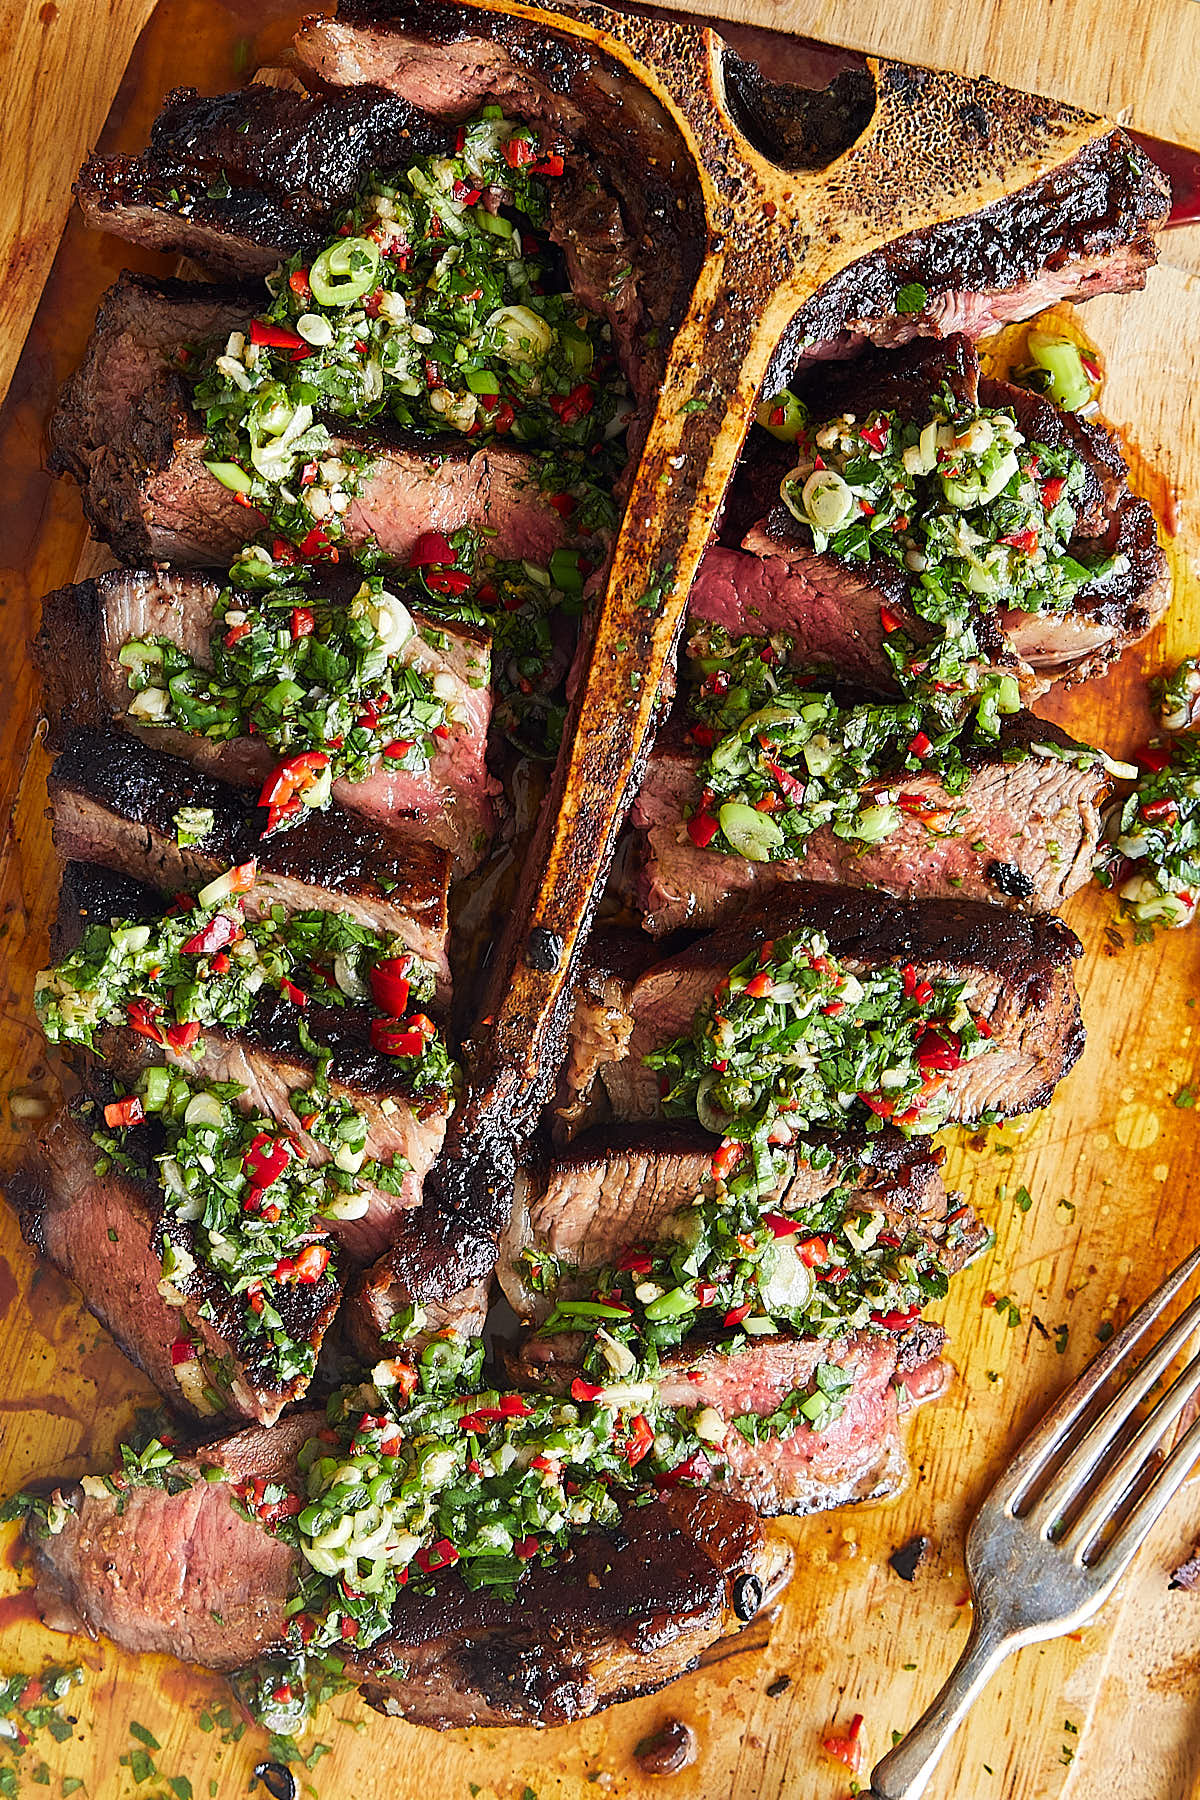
[28,1414,319,1667]
[500,1122,974,1325]
[351,1486,791,1729]
[75,84,445,277]
[50,274,568,568]
[513,1326,943,1517]
[9,1115,340,1427]
[566,889,1084,1127]
[54,862,451,1268]
[39,569,499,874]
[764,119,1167,374]
[29,1426,790,1726]
[626,713,1108,935]
[46,730,452,1002]
[700,335,1167,693]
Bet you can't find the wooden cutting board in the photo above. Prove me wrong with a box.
[3,3,1200,1796]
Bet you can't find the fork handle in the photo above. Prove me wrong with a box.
[867,1614,1012,1800]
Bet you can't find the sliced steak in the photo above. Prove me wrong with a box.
[566,888,1084,1127]
[40,570,499,873]
[500,1122,972,1324]
[627,714,1108,935]
[352,1486,791,1729]
[9,1115,340,1427]
[50,274,568,568]
[514,1327,937,1516]
[29,1424,789,1726]
[294,0,704,399]
[83,1004,444,1270]
[28,1414,319,1666]
[75,84,444,278]
[54,862,451,1268]
[701,335,1167,692]
[983,377,1171,681]
[46,731,452,1001]
[765,121,1167,373]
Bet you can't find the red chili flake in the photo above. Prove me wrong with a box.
[695,1281,718,1307]
[821,1713,864,1774]
[1080,352,1102,382]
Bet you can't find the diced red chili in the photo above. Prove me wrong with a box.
[655,1449,713,1488]
[1000,528,1039,555]
[1142,796,1179,822]
[126,1000,164,1045]
[103,1096,145,1129]
[339,1616,359,1640]
[821,1714,864,1774]
[415,1537,460,1573]
[383,739,413,760]
[423,567,471,595]
[409,530,455,568]
[370,1016,428,1058]
[710,1140,742,1180]
[625,1414,655,1466]
[1041,476,1066,507]
[502,135,538,167]
[249,319,308,352]
[291,607,315,639]
[571,1377,602,1402]
[290,1244,331,1284]
[369,956,412,1016]
[1135,741,1172,772]
[762,1211,800,1237]
[279,977,307,1007]
[224,620,253,648]
[687,811,720,849]
[165,1020,201,1052]
[182,913,241,956]
[243,1133,291,1190]
[859,419,889,452]
[745,972,773,999]
[871,1304,923,1330]
[916,1027,962,1073]
[533,152,565,176]
[797,1236,829,1267]
[908,730,932,758]
[170,1339,194,1365]
[879,606,903,633]
[723,1302,753,1328]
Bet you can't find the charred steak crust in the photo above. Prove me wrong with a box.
[75,84,448,277]
[768,124,1168,373]
[349,1486,786,1729]
[46,729,450,946]
[572,886,1085,1124]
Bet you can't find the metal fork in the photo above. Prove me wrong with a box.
[869,1244,1200,1800]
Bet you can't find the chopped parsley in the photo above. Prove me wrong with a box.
[1100,687,1200,931]
[186,112,629,546]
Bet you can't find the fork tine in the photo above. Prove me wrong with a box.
[1086,1407,1200,1578]
[1024,1290,1200,1532]
[1061,1341,1200,1557]
[989,1244,1200,1511]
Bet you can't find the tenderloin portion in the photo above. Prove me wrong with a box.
[626,714,1108,936]
[564,889,1084,1128]
[500,1122,978,1325]
[514,1326,944,1517]
[49,274,568,569]
[10,1115,340,1426]
[29,1427,791,1728]
[696,334,1168,693]
[46,731,452,1002]
[40,570,499,873]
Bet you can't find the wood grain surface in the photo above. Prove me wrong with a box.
[2,2,1200,1797]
